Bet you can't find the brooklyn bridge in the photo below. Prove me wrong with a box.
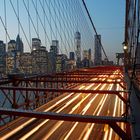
[0,0,139,140]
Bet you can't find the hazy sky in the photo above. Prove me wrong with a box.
[86,0,125,61]
[0,0,125,62]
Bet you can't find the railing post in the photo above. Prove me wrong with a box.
[35,77,39,108]
[25,81,29,110]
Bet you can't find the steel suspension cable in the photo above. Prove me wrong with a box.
[9,0,31,50]
[81,0,109,61]
[22,0,40,40]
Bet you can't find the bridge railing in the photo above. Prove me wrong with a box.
[0,69,94,125]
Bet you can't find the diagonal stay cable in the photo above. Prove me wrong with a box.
[81,0,109,61]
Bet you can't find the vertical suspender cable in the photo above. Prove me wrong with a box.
[4,0,8,51]
[23,0,39,39]
[36,0,39,37]
[49,0,52,42]
[27,0,31,47]
[43,0,47,47]
[17,0,20,35]
[4,0,8,74]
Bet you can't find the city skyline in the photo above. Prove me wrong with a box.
[0,0,94,61]
[0,0,125,62]
[0,33,97,76]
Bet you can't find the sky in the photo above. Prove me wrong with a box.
[85,0,125,61]
[0,0,125,62]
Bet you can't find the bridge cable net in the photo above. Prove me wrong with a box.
[0,0,95,76]
[0,0,129,140]
[0,0,95,123]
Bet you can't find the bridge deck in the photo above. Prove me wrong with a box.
[0,66,130,140]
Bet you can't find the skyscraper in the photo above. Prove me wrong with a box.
[20,52,32,74]
[56,54,68,72]
[69,52,75,60]
[7,40,16,52]
[7,36,24,74]
[52,40,59,48]
[0,41,6,76]
[48,40,59,73]
[75,31,81,68]
[50,40,59,55]
[16,34,23,53]
[32,38,41,51]
[82,49,90,68]
[83,50,89,59]
[7,40,16,73]
[88,48,92,60]
[32,45,48,74]
[94,35,102,65]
